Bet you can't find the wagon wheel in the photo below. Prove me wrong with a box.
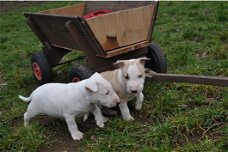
[68,65,93,82]
[146,43,167,73]
[31,52,52,85]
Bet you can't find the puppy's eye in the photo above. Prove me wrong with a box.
[105,90,110,95]
[124,74,129,80]
[138,74,143,78]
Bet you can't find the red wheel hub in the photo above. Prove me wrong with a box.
[32,62,42,80]
[72,77,80,82]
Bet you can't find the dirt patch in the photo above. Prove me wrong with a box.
[37,116,99,152]
[37,110,155,152]
[41,131,87,152]
[176,119,226,147]
[177,128,221,147]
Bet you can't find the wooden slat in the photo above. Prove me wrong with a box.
[25,13,104,57]
[86,5,154,51]
[41,3,85,16]
[104,41,149,58]
[41,29,79,50]
[85,1,156,13]
[65,20,105,57]
[26,17,50,48]
[86,47,148,72]
[147,2,159,41]
[31,15,70,33]
[146,69,228,87]
[79,18,106,57]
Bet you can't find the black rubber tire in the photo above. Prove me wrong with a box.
[68,65,94,82]
[31,52,52,85]
[146,43,167,73]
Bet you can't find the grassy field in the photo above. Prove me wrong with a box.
[0,1,227,152]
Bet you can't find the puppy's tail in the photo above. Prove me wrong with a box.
[18,94,32,102]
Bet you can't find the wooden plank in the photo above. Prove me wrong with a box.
[65,20,103,57]
[25,13,103,57]
[41,3,85,16]
[79,18,106,56]
[41,29,78,50]
[26,17,50,48]
[86,5,154,51]
[65,21,84,51]
[104,41,149,58]
[24,13,80,32]
[146,70,228,87]
[147,2,159,41]
[84,1,156,13]
[117,5,154,46]
[86,47,148,72]
[31,15,70,33]
[87,14,120,51]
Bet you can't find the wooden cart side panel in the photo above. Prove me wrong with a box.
[26,17,51,49]
[24,14,81,51]
[147,2,159,41]
[24,13,104,57]
[79,17,106,56]
[40,29,78,50]
[84,1,156,14]
[66,19,105,57]
[40,3,85,16]
[25,13,72,32]
[86,5,155,52]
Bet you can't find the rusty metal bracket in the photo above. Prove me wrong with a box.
[145,69,228,87]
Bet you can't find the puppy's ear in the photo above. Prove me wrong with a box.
[85,80,98,92]
[138,57,151,65]
[113,60,125,69]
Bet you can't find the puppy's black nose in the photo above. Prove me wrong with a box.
[131,90,138,94]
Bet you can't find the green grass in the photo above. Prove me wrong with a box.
[0,1,228,152]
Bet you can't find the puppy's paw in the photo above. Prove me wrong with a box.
[72,131,83,141]
[103,116,109,123]
[24,122,29,127]
[135,104,142,110]
[123,115,134,121]
[96,121,105,128]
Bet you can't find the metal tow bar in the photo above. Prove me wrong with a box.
[145,69,228,87]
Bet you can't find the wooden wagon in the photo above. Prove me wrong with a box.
[24,1,167,84]
[24,2,228,87]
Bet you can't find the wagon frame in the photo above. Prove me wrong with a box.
[24,1,228,87]
[25,1,161,75]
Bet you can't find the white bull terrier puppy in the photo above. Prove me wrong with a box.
[101,57,150,121]
[19,72,119,140]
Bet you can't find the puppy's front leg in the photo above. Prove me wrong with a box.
[64,114,83,140]
[92,105,108,128]
[119,102,134,121]
[135,92,144,110]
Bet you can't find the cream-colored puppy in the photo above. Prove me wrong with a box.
[101,57,150,120]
